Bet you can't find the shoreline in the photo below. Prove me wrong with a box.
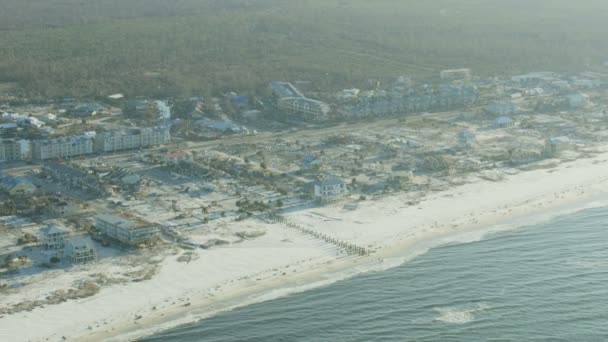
[3,152,608,342]
[109,190,608,342]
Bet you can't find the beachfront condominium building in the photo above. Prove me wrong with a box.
[271,81,305,98]
[278,97,331,121]
[32,135,93,160]
[0,139,30,162]
[95,214,160,246]
[440,68,472,81]
[94,126,170,153]
[313,178,349,202]
[272,81,331,121]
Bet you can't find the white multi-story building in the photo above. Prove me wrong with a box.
[313,178,349,202]
[32,135,93,160]
[0,139,30,162]
[96,214,160,246]
[278,97,331,120]
[94,126,170,153]
[440,68,472,81]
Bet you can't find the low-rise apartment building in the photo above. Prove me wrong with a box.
[94,126,170,153]
[0,139,30,162]
[95,214,160,246]
[32,135,93,160]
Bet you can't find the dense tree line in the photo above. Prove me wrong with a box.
[0,0,607,98]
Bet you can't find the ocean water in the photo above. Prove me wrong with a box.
[145,208,608,341]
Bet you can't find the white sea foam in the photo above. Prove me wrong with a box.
[434,303,490,324]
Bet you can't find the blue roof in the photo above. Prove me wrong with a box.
[495,116,514,124]
[302,154,318,163]
[230,96,249,105]
[0,174,33,189]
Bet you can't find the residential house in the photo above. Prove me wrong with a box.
[65,238,97,264]
[312,178,349,202]
[47,197,80,217]
[95,214,160,246]
[0,173,36,196]
[39,224,68,250]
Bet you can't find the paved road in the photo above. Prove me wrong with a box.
[1,112,458,174]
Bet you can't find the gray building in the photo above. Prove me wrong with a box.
[272,81,331,120]
[47,197,80,218]
[43,163,106,196]
[0,139,29,162]
[39,224,68,250]
[271,81,305,98]
[32,135,93,160]
[65,238,97,264]
[95,126,170,153]
[278,97,331,120]
[95,214,160,246]
[312,178,349,202]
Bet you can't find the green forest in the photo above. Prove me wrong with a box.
[0,0,607,98]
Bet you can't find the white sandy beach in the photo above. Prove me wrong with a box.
[3,152,608,342]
